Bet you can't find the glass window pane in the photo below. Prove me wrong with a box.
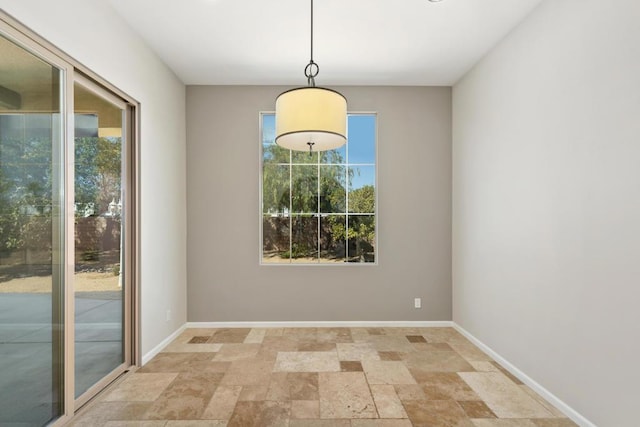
[291,215,318,263]
[262,114,275,144]
[262,215,290,263]
[347,115,376,164]
[320,144,346,164]
[320,215,346,263]
[348,166,375,213]
[73,81,125,398]
[263,143,290,165]
[320,165,346,213]
[262,164,290,215]
[347,215,375,263]
[292,149,319,164]
[0,34,64,426]
[291,165,318,213]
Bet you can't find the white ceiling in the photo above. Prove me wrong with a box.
[108,0,543,86]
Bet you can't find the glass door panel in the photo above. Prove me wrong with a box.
[0,34,65,426]
[73,80,126,398]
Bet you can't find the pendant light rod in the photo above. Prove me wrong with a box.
[304,0,319,87]
[310,0,314,63]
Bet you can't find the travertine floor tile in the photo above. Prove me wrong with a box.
[530,419,578,427]
[139,353,228,374]
[274,351,340,372]
[137,353,203,373]
[103,422,168,427]
[370,384,408,418]
[104,373,178,402]
[289,372,320,400]
[265,372,320,401]
[394,384,427,401]
[316,328,352,343]
[220,359,274,386]
[291,400,320,419]
[350,421,412,427]
[71,402,152,426]
[369,335,415,353]
[298,342,336,352]
[459,372,553,419]
[257,336,299,360]
[318,372,377,419]
[458,401,497,418]
[243,328,267,344]
[411,343,455,352]
[165,422,228,427]
[405,350,475,373]
[213,344,260,361]
[420,328,470,345]
[470,420,537,427]
[469,361,500,372]
[289,420,350,427]
[173,329,217,344]
[264,372,290,401]
[519,386,565,417]
[162,343,223,353]
[350,328,371,343]
[362,360,416,385]
[283,328,318,341]
[201,385,241,419]
[489,362,523,385]
[450,343,493,362]
[227,401,290,427]
[403,400,473,427]
[378,351,403,361]
[237,384,269,401]
[144,372,223,420]
[209,329,252,344]
[340,361,363,372]
[337,343,381,361]
[413,372,479,400]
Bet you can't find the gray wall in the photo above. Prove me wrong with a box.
[452,0,640,425]
[187,86,451,322]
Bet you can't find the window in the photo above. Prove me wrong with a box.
[261,113,376,264]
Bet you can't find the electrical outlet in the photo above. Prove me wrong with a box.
[166,309,171,321]
[414,298,422,309]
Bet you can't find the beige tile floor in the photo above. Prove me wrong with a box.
[71,327,577,427]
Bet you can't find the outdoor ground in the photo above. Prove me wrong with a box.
[0,271,120,293]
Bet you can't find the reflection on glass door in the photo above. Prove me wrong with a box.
[73,80,127,399]
[0,34,64,425]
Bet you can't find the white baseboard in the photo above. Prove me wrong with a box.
[187,320,454,328]
[453,323,595,427]
[141,324,187,365]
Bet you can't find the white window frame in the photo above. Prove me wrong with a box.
[259,111,379,266]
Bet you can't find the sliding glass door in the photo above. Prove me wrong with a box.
[1,15,138,426]
[73,78,130,402]
[0,33,65,426]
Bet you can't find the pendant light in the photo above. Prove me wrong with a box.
[275,0,347,153]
